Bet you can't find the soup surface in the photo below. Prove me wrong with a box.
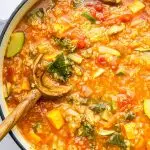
[3,0,150,149]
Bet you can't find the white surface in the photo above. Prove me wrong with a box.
[0,0,22,20]
[0,1,22,150]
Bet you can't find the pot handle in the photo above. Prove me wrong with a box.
[0,89,41,141]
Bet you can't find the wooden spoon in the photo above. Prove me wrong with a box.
[0,54,71,140]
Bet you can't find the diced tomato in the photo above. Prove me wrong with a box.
[119,14,133,23]
[111,65,118,71]
[117,95,133,111]
[70,30,86,49]
[77,38,86,49]
[94,3,103,12]
[97,56,107,65]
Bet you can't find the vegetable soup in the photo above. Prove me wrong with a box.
[3,0,150,149]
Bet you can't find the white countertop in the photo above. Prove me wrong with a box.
[0,1,22,149]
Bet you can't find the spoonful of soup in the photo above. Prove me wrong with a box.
[0,49,72,140]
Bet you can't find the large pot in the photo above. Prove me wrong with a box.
[0,1,39,149]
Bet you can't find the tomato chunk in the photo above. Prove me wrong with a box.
[77,38,86,49]
[117,95,133,111]
[97,56,107,65]
[94,4,103,12]
[119,14,133,23]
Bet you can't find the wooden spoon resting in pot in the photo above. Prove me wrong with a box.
[0,54,72,141]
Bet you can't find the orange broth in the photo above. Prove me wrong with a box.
[3,0,150,149]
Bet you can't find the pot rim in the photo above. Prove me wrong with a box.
[0,0,27,149]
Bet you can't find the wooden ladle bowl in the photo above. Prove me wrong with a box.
[0,54,71,141]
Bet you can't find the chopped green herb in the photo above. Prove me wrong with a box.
[47,53,72,82]
[107,132,127,150]
[90,102,108,113]
[114,124,121,132]
[77,121,95,140]
[54,37,76,53]
[72,0,84,8]
[125,111,136,121]
[27,8,44,24]
[82,12,96,24]
[32,122,42,133]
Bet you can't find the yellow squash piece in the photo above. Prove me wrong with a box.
[129,1,145,13]
[53,23,70,35]
[144,99,150,119]
[124,122,136,139]
[37,42,49,53]
[29,130,41,143]
[47,109,65,130]
[21,77,31,91]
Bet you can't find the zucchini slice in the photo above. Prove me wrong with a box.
[98,46,121,57]
[144,99,150,119]
[6,32,25,58]
[99,129,115,136]
[135,47,150,52]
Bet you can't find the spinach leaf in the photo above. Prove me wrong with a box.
[77,121,95,140]
[27,8,44,24]
[54,37,76,53]
[32,122,42,133]
[47,53,72,82]
[72,0,84,8]
[107,132,127,150]
[125,111,136,121]
[90,102,108,113]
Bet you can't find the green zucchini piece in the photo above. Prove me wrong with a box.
[99,129,115,136]
[111,99,118,111]
[6,32,25,58]
[116,67,125,76]
[73,0,84,8]
[68,53,83,64]
[98,46,121,57]
[135,47,150,52]
[144,99,150,119]
[108,24,125,35]
[101,110,112,121]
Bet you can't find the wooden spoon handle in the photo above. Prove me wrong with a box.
[0,89,41,141]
